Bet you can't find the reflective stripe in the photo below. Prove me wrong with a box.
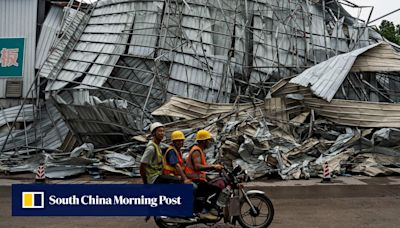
[185,145,206,181]
[162,145,184,176]
[145,141,163,183]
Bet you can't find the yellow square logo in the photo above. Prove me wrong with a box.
[22,192,44,208]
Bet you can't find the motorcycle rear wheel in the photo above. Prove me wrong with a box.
[237,194,274,228]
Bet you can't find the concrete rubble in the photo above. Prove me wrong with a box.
[1,0,400,180]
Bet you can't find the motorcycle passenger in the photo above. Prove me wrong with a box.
[163,130,191,184]
[140,122,181,184]
[185,129,224,220]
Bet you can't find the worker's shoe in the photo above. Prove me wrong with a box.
[198,212,218,220]
[209,208,219,216]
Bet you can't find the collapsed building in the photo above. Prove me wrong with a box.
[0,0,399,179]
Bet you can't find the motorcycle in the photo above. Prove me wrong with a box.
[154,165,274,228]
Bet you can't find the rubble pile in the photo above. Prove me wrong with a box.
[1,95,400,180]
[150,97,400,180]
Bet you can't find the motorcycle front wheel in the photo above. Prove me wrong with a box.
[154,217,187,228]
[237,193,274,228]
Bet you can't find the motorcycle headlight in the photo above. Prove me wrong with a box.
[243,170,250,182]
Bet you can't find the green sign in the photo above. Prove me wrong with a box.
[0,38,25,77]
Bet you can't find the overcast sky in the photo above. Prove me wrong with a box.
[78,0,400,26]
[343,0,400,26]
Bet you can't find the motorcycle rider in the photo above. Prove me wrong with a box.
[185,129,224,220]
[140,122,181,184]
[162,130,191,184]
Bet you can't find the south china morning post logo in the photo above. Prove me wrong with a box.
[22,192,44,209]
[12,184,193,216]
[47,194,182,207]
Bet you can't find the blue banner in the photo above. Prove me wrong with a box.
[12,184,193,216]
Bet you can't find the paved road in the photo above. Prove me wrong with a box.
[1,177,400,227]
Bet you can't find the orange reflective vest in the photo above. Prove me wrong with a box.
[162,145,184,176]
[185,145,207,181]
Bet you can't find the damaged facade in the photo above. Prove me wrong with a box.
[1,0,399,180]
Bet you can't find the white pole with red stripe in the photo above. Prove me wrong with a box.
[35,163,46,183]
[321,161,332,183]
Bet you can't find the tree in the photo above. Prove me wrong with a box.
[377,20,400,45]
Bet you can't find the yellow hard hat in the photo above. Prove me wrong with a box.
[171,131,185,141]
[196,129,212,141]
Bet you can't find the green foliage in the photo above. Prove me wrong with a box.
[378,20,400,45]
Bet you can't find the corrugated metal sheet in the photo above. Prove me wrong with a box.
[0,0,37,98]
[251,14,275,83]
[251,11,294,83]
[209,1,233,57]
[46,0,232,103]
[158,1,215,61]
[35,5,63,69]
[0,102,68,152]
[305,98,400,128]
[92,1,135,16]
[308,2,333,61]
[0,104,34,127]
[168,53,232,103]
[348,24,371,50]
[151,95,288,139]
[152,96,263,120]
[41,8,89,90]
[96,0,132,8]
[54,102,137,147]
[264,97,290,133]
[74,15,132,89]
[46,2,134,91]
[43,0,382,104]
[289,43,381,102]
[352,43,400,72]
[109,57,168,111]
[331,18,349,53]
[32,102,68,150]
[271,75,400,128]
[128,1,163,58]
